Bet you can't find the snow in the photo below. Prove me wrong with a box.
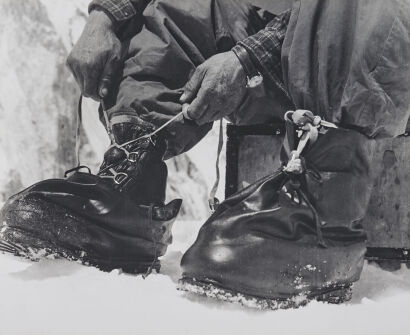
[1,219,410,335]
[0,2,409,333]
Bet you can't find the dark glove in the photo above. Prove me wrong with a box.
[179,51,247,125]
[66,9,122,100]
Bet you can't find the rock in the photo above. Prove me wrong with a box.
[0,0,78,200]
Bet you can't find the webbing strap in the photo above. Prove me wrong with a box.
[208,119,224,211]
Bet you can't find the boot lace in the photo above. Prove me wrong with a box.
[68,96,186,185]
[282,110,338,248]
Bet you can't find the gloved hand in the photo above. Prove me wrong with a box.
[66,10,122,100]
[180,51,247,125]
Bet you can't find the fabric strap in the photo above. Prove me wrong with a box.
[208,119,224,211]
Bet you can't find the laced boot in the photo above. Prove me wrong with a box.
[98,119,169,205]
[0,117,181,274]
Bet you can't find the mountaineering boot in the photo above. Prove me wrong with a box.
[0,116,181,273]
[179,111,376,309]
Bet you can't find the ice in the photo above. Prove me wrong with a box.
[1,220,410,335]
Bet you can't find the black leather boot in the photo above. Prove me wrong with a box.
[179,112,376,309]
[0,118,181,274]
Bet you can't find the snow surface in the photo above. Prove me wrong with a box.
[1,1,409,333]
[1,219,410,335]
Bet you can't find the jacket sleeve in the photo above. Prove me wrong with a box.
[233,10,291,96]
[88,0,150,23]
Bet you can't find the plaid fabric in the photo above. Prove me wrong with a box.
[88,1,290,95]
[236,10,291,96]
[88,0,148,22]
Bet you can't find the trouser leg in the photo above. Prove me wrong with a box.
[282,0,410,138]
[104,0,291,159]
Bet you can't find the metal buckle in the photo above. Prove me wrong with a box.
[100,168,128,185]
[128,152,139,163]
[113,172,128,185]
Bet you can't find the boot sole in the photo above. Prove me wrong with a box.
[0,227,160,274]
[0,195,160,275]
[178,277,352,310]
